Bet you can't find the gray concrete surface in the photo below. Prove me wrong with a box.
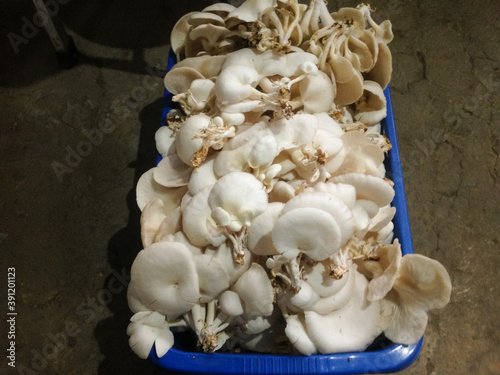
[0,0,499,374]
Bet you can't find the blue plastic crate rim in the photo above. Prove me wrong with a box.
[149,50,421,374]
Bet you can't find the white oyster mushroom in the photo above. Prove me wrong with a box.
[227,0,277,23]
[231,263,274,319]
[247,202,283,256]
[330,172,395,208]
[208,172,268,262]
[124,0,453,358]
[187,154,218,195]
[284,314,317,355]
[272,206,342,261]
[170,55,227,80]
[140,201,182,247]
[305,263,357,315]
[298,70,335,113]
[214,48,319,116]
[285,281,320,312]
[304,182,357,208]
[140,198,166,248]
[353,80,388,126]
[303,258,350,298]
[155,126,176,158]
[182,185,226,248]
[270,114,318,151]
[208,172,267,232]
[194,254,231,303]
[127,242,200,320]
[336,131,385,177]
[136,168,187,213]
[174,114,210,166]
[268,180,295,203]
[173,78,216,116]
[127,311,174,359]
[204,242,252,285]
[304,269,382,354]
[163,231,202,256]
[153,154,193,187]
[164,66,205,96]
[356,240,402,302]
[354,239,451,345]
[280,192,355,246]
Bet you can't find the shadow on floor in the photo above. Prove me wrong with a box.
[94,97,169,374]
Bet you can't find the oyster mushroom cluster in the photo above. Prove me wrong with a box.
[127,0,452,359]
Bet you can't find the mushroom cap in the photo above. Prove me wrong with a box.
[202,3,236,18]
[227,0,278,23]
[219,290,244,317]
[308,264,357,314]
[188,11,225,27]
[336,131,384,177]
[330,173,395,207]
[194,254,230,303]
[298,70,335,114]
[127,311,174,359]
[188,155,218,195]
[304,269,382,354]
[247,202,284,256]
[155,126,176,158]
[380,253,452,345]
[127,241,200,320]
[153,154,193,187]
[356,239,403,301]
[171,55,227,79]
[365,42,392,89]
[208,172,268,232]
[182,185,226,248]
[285,314,318,355]
[334,68,364,106]
[281,192,354,246]
[232,263,274,318]
[174,114,211,166]
[205,241,252,285]
[303,259,350,298]
[136,168,187,213]
[170,12,196,60]
[270,114,318,151]
[353,80,387,126]
[272,207,342,261]
[140,198,167,248]
[304,182,357,208]
[164,66,205,96]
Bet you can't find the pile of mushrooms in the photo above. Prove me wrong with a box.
[127,0,452,359]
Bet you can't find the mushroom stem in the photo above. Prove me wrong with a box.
[186,303,206,335]
[280,1,301,45]
[226,228,248,265]
[285,256,302,291]
[206,299,216,326]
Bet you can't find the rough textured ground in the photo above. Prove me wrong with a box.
[0,0,499,374]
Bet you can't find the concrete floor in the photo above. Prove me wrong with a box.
[0,0,499,374]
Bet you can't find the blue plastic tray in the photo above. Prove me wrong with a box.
[149,50,421,374]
